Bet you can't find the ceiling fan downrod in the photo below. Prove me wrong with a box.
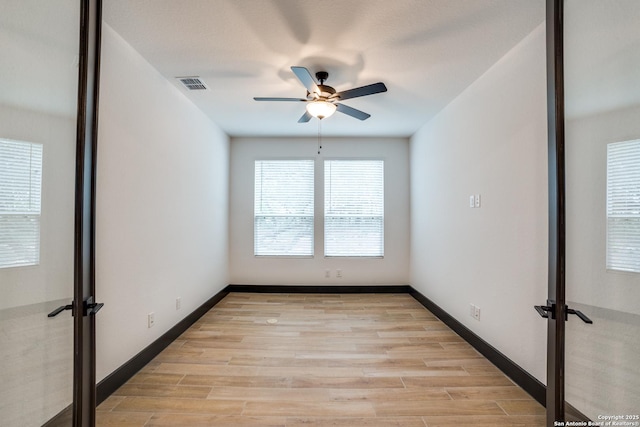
[315,71,329,85]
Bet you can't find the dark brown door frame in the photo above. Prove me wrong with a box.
[546,0,566,424]
[69,0,568,425]
[73,0,102,425]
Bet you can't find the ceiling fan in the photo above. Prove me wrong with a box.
[254,66,387,122]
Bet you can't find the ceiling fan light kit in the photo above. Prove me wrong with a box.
[306,100,337,119]
[254,66,387,122]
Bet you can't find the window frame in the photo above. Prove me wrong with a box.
[323,158,385,258]
[253,158,315,258]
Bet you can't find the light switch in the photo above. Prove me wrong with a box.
[469,195,475,208]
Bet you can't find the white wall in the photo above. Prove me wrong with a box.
[409,24,548,382]
[229,137,409,286]
[95,24,230,381]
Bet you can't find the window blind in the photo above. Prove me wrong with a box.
[607,139,640,272]
[254,160,314,256]
[324,160,384,257]
[0,139,43,268]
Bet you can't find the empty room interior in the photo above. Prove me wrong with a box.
[1,0,639,426]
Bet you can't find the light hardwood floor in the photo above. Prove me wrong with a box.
[97,293,545,426]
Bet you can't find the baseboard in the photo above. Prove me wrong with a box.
[96,286,230,404]
[407,286,547,407]
[41,404,72,427]
[227,284,411,294]
[566,402,592,422]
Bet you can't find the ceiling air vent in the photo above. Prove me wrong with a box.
[177,76,207,91]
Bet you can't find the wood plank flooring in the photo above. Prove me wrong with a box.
[97,293,545,426]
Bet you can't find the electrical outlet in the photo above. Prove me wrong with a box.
[148,312,155,328]
[475,194,481,208]
[470,304,481,321]
[176,297,181,310]
[336,269,342,278]
[325,269,330,278]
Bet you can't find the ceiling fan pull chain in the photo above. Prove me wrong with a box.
[317,120,322,154]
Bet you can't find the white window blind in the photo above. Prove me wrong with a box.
[607,139,640,273]
[254,160,314,256]
[0,139,43,268]
[324,160,384,257]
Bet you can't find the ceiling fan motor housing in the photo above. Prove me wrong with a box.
[315,71,336,98]
[317,84,336,98]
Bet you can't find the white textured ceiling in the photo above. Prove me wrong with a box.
[4,2,639,134]
[103,0,545,137]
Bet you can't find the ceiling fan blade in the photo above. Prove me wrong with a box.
[254,97,307,102]
[298,111,313,123]
[332,82,387,101]
[291,66,320,96]
[336,103,371,121]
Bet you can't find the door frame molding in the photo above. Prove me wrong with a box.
[73,0,102,425]
[546,0,566,424]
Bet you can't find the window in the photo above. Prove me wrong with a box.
[607,139,640,272]
[254,160,314,256]
[324,160,384,257]
[0,139,43,268]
